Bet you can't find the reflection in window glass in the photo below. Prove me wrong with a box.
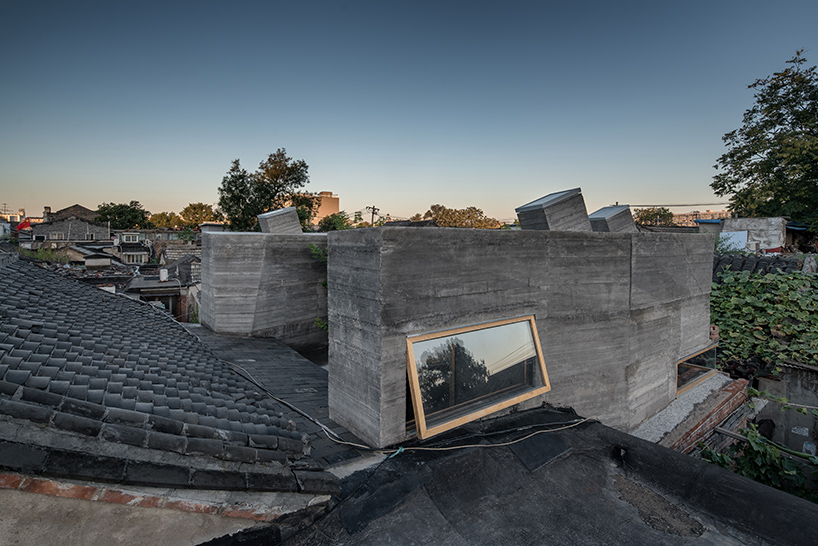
[407,316,550,439]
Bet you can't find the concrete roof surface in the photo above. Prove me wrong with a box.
[237,408,818,546]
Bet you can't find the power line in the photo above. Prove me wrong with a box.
[630,203,730,207]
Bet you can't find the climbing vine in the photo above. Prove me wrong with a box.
[700,423,818,503]
[710,270,818,365]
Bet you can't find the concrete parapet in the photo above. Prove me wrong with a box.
[327,227,715,447]
[200,231,328,351]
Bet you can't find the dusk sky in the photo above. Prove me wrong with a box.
[2,1,817,223]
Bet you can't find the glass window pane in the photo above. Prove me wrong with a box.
[407,316,550,438]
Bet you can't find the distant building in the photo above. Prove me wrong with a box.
[31,216,110,247]
[43,204,98,223]
[673,209,731,227]
[314,191,340,224]
[0,207,26,223]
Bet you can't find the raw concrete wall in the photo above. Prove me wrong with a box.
[723,217,787,250]
[200,231,328,351]
[327,227,716,447]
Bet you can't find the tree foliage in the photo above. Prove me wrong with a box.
[317,211,353,232]
[712,50,818,227]
[217,149,317,231]
[632,207,674,226]
[96,201,152,229]
[150,211,183,229]
[415,204,502,228]
[180,202,222,227]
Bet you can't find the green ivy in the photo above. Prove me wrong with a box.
[711,270,818,365]
[700,424,818,503]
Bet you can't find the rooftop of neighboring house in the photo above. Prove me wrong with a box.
[0,256,343,500]
[43,204,98,223]
[162,244,202,265]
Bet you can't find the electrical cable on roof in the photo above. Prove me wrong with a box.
[181,321,597,455]
[226,360,372,448]
[279,415,598,545]
[230,358,597,453]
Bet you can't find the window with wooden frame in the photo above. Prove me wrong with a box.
[406,315,550,439]
[676,343,719,395]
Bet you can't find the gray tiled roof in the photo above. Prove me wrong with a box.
[712,254,801,283]
[0,257,337,494]
[163,245,201,264]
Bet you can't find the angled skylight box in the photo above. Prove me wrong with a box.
[406,316,550,439]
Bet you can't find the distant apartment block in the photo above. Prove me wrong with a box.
[0,208,26,223]
[315,191,340,224]
[673,209,731,227]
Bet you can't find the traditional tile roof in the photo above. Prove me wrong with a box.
[162,244,201,264]
[712,254,801,283]
[0,257,337,494]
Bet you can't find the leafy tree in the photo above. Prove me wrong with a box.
[150,211,183,229]
[317,211,353,232]
[217,149,318,231]
[416,204,502,228]
[217,160,257,231]
[96,201,152,229]
[712,50,818,227]
[180,202,222,227]
[633,207,675,226]
[290,193,321,231]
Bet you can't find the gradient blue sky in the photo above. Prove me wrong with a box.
[2,1,817,223]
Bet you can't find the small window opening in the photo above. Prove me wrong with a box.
[677,343,718,395]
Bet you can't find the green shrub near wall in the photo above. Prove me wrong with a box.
[711,270,818,365]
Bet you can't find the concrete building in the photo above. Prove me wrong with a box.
[326,227,715,447]
[314,191,340,225]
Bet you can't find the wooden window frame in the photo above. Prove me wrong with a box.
[676,342,719,396]
[406,315,550,440]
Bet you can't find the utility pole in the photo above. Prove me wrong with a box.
[366,205,379,225]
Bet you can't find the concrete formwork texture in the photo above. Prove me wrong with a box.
[515,188,593,232]
[257,207,303,235]
[200,231,328,352]
[327,227,716,448]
